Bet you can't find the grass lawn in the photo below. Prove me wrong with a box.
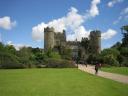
[0,68,128,96]
[101,67,128,76]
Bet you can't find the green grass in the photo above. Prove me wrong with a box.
[0,68,128,96]
[101,67,128,75]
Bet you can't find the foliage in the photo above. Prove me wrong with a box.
[121,25,128,47]
[0,42,5,51]
[111,42,121,50]
[0,52,23,69]
[44,58,76,68]
[87,53,102,64]
[61,48,72,60]
[1,24,128,68]
[103,54,119,66]
[16,47,33,68]
[5,45,16,55]
[0,42,75,68]
[48,51,61,59]
[120,47,128,57]
[121,57,128,67]
[101,48,120,59]
[99,48,120,66]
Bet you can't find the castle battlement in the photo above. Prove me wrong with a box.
[44,27,101,57]
[90,30,101,37]
[44,27,54,32]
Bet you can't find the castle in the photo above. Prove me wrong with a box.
[44,27,101,59]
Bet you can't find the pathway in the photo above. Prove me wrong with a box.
[78,64,128,84]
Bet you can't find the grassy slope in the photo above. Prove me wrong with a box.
[0,68,128,96]
[101,67,128,75]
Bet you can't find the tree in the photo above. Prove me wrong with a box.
[61,48,72,60]
[87,54,101,64]
[17,47,33,68]
[100,48,120,66]
[111,42,121,50]
[0,42,5,51]
[101,48,120,59]
[120,47,128,57]
[0,52,22,69]
[5,45,16,55]
[103,54,119,66]
[121,25,128,47]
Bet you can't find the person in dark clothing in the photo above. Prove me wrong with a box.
[84,61,87,67]
[95,63,99,75]
[76,56,79,67]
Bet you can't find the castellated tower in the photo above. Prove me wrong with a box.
[44,27,55,50]
[89,30,101,54]
[44,27,66,51]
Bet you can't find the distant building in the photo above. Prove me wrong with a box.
[44,27,101,58]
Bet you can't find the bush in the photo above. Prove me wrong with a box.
[101,48,120,59]
[103,55,119,66]
[87,54,102,64]
[121,57,128,67]
[50,52,61,59]
[44,58,76,68]
[120,47,128,57]
[0,52,23,69]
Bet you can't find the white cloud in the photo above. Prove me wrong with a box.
[32,7,85,41]
[67,34,76,41]
[32,0,101,42]
[108,0,123,7]
[101,29,117,40]
[7,41,30,51]
[32,22,47,41]
[32,0,116,42]
[89,0,100,17]
[0,16,16,30]
[121,7,128,14]
[113,7,128,24]
[75,26,90,41]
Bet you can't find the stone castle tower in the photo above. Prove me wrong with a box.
[89,30,101,53]
[44,27,66,51]
[44,27,101,57]
[44,27,55,50]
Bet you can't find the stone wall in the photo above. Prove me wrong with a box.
[44,27,101,58]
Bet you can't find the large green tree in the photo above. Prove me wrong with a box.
[100,48,120,66]
[121,25,128,47]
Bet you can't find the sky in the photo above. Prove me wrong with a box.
[0,0,128,50]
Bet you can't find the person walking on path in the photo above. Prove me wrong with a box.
[95,62,99,75]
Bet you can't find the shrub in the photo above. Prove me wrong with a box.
[120,47,128,57]
[44,58,76,68]
[103,55,119,66]
[121,57,128,67]
[0,52,23,69]
[50,52,61,59]
[87,54,102,64]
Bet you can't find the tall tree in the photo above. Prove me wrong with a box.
[121,25,128,47]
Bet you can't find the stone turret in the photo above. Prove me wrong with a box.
[44,27,55,50]
[89,30,101,54]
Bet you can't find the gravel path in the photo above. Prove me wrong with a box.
[78,64,128,84]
